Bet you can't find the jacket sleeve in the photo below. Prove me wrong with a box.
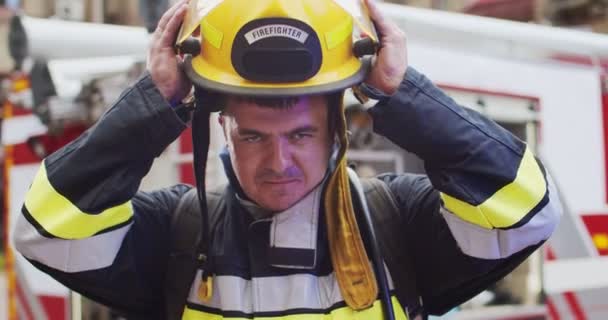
[12,73,190,318]
[368,67,562,314]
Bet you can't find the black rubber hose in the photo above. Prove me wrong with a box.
[351,175,396,320]
[363,205,397,320]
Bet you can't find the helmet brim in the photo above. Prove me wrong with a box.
[183,55,372,97]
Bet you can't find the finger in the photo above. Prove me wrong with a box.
[159,3,189,47]
[158,0,187,31]
[364,0,393,36]
[156,0,187,34]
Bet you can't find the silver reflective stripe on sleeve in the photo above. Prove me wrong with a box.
[13,213,132,273]
[441,174,562,260]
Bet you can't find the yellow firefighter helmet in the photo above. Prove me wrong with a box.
[176,0,378,96]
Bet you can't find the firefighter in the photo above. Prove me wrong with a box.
[13,0,561,319]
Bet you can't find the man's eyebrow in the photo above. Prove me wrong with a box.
[238,126,318,136]
[237,128,265,136]
[288,125,318,135]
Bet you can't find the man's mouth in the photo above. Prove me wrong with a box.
[264,179,299,185]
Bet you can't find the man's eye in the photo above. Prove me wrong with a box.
[291,133,312,141]
[242,135,261,143]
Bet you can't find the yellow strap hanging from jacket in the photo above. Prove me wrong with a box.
[324,98,378,310]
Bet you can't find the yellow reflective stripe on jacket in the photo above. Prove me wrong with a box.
[183,297,408,320]
[24,162,133,239]
[440,146,546,229]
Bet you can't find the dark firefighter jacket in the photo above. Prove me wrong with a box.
[13,67,562,319]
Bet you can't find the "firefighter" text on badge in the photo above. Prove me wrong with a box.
[245,24,309,44]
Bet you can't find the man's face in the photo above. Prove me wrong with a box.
[220,95,332,212]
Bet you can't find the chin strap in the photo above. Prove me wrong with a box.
[191,92,214,301]
[324,95,378,310]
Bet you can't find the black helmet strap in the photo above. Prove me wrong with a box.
[192,91,213,276]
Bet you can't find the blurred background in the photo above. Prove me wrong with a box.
[2,0,608,319]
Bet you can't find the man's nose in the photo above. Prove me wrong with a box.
[267,138,293,173]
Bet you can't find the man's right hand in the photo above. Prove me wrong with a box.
[147,0,192,105]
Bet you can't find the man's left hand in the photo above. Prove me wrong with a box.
[363,0,408,96]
